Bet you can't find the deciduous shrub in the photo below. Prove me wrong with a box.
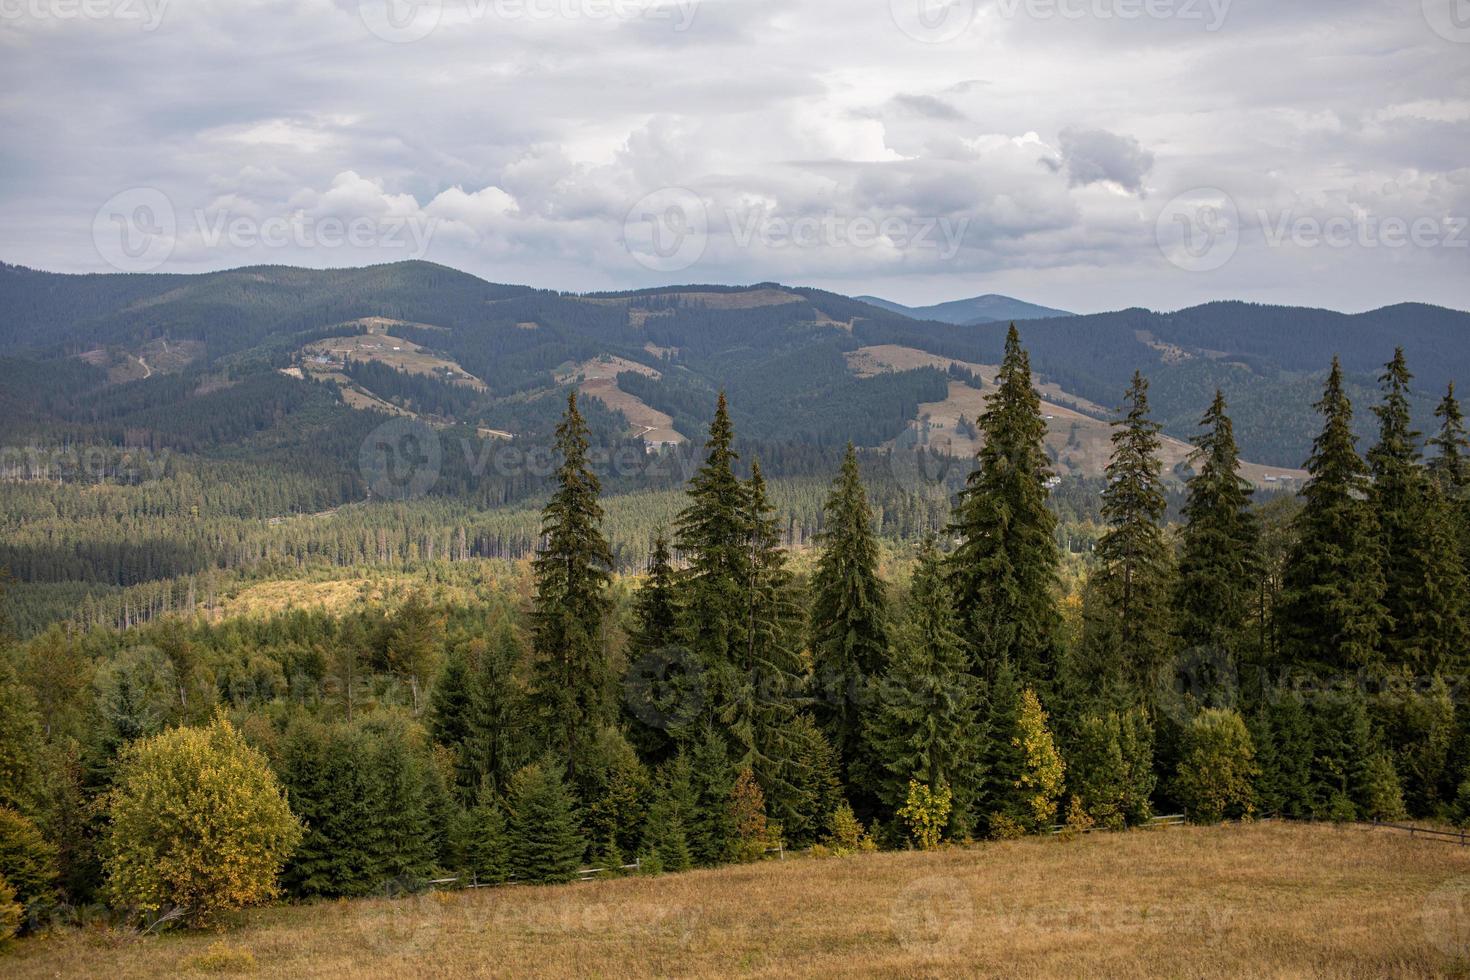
[103,715,302,925]
[897,780,951,850]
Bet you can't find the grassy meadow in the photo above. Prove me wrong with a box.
[8,821,1470,979]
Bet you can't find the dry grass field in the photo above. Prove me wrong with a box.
[557,355,685,445]
[9,822,1470,979]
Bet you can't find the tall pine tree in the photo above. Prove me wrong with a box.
[1173,390,1260,658]
[530,392,614,778]
[737,461,810,833]
[947,324,1061,686]
[808,443,889,793]
[675,393,751,732]
[623,533,693,761]
[1279,358,1387,672]
[866,539,983,836]
[1365,352,1470,673]
[1085,372,1173,692]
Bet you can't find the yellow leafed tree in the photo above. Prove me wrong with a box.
[104,714,302,925]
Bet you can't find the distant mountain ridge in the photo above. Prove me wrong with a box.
[1,261,1466,473]
[856,292,1073,324]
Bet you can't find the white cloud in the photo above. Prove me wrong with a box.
[0,0,1465,312]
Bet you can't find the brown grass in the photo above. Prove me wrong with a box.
[557,356,684,444]
[9,822,1469,978]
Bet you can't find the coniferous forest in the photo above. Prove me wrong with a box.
[1,322,1468,935]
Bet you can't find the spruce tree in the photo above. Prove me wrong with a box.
[1306,691,1378,821]
[685,726,736,866]
[1251,692,1313,819]
[1368,348,1437,670]
[975,659,1023,836]
[452,788,509,885]
[1086,372,1173,692]
[736,461,809,832]
[506,760,586,884]
[809,444,889,794]
[623,533,693,761]
[643,755,695,872]
[866,539,984,836]
[1173,390,1260,660]
[1279,359,1387,672]
[1429,383,1469,491]
[628,533,679,660]
[675,393,751,731]
[946,324,1062,686]
[530,392,614,777]
[470,622,527,797]
[429,645,476,801]
[1428,383,1470,675]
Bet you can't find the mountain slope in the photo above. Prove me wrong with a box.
[3,261,1465,473]
[856,293,1073,323]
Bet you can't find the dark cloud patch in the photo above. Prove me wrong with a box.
[1057,127,1154,196]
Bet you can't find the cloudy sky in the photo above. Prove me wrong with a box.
[1,0,1467,312]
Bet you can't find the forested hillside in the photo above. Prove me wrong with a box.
[0,330,1466,942]
[1,259,1463,637]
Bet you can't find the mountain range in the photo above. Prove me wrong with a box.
[854,293,1072,324]
[2,260,1465,487]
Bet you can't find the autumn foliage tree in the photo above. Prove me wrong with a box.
[103,715,301,925]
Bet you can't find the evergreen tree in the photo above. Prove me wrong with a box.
[1249,692,1313,819]
[675,393,751,723]
[622,534,702,761]
[530,393,614,777]
[1306,691,1379,821]
[469,622,528,798]
[975,659,1024,836]
[782,715,844,847]
[946,325,1062,686]
[1086,372,1173,692]
[1279,359,1388,672]
[1367,348,1436,670]
[506,760,586,884]
[866,540,984,836]
[451,789,509,885]
[628,533,679,661]
[1427,383,1470,675]
[685,726,736,866]
[642,756,694,872]
[808,444,889,790]
[429,645,476,801]
[1174,390,1260,658]
[736,461,809,832]
[1428,382,1469,492]
[367,717,446,883]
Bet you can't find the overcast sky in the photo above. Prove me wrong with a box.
[1,0,1467,313]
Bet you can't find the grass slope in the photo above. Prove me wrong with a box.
[9,822,1469,978]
